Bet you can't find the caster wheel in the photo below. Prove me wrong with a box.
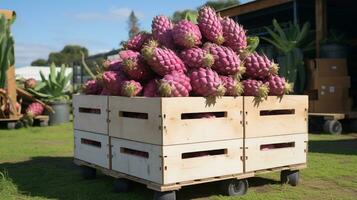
[281,170,299,186]
[114,178,132,193]
[221,179,248,196]
[323,120,342,134]
[80,166,96,179]
[153,191,176,200]
[7,122,16,130]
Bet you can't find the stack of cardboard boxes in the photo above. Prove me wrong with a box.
[306,59,352,113]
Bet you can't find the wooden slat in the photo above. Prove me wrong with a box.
[244,95,308,138]
[161,97,244,144]
[218,0,292,17]
[73,95,108,134]
[245,133,308,172]
[162,139,243,184]
[108,96,162,144]
[315,0,327,57]
[74,130,109,169]
[6,67,18,118]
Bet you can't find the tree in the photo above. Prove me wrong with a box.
[47,45,88,66]
[204,0,240,11]
[31,59,47,66]
[172,9,197,23]
[128,11,140,39]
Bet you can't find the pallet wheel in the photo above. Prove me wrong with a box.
[113,178,132,193]
[281,170,299,186]
[80,165,96,179]
[221,179,248,196]
[39,120,49,127]
[323,120,342,134]
[153,191,176,200]
[7,122,16,129]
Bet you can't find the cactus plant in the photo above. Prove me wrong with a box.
[0,14,15,89]
[26,63,72,102]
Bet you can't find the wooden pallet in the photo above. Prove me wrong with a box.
[309,112,357,120]
[74,158,306,192]
[33,115,49,127]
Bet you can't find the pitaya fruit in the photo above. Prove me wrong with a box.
[142,40,186,76]
[198,6,224,45]
[158,72,192,97]
[221,17,247,53]
[100,88,111,96]
[119,50,138,60]
[102,71,127,96]
[26,102,44,117]
[189,68,226,97]
[265,75,293,96]
[24,78,37,89]
[127,32,152,51]
[244,52,279,80]
[119,50,152,81]
[220,75,244,96]
[242,79,269,100]
[179,47,214,69]
[208,45,244,79]
[152,15,175,49]
[103,59,122,71]
[121,80,143,97]
[83,79,102,95]
[143,79,160,97]
[172,20,202,48]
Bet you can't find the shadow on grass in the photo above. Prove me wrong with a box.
[0,157,150,200]
[309,139,357,155]
[0,156,283,200]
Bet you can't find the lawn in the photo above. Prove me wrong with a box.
[1,123,357,200]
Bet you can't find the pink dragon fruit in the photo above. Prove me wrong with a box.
[242,79,269,100]
[121,80,143,97]
[220,75,244,96]
[179,47,214,69]
[103,59,122,71]
[172,20,202,48]
[127,32,152,51]
[221,17,247,53]
[158,72,192,97]
[189,68,226,97]
[265,75,293,96]
[198,6,224,45]
[244,52,279,80]
[26,102,44,117]
[119,50,152,81]
[119,50,138,60]
[152,15,175,49]
[102,71,127,96]
[142,40,186,76]
[24,78,37,89]
[83,79,103,95]
[208,45,244,79]
[100,88,111,96]
[143,79,160,97]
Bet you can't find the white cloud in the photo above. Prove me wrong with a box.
[15,43,57,67]
[73,7,144,21]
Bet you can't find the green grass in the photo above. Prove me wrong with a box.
[0,124,357,200]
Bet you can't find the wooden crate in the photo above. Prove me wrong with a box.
[108,96,243,145]
[111,137,243,185]
[244,95,308,138]
[73,95,109,134]
[74,130,109,169]
[245,133,308,172]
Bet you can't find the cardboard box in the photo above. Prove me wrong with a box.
[307,59,348,77]
[307,76,351,90]
[309,98,353,113]
[305,88,349,101]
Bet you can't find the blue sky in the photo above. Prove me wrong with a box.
[2,0,249,67]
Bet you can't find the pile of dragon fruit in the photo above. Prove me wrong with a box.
[83,6,292,100]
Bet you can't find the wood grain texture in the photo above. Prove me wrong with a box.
[73,95,109,134]
[244,95,308,138]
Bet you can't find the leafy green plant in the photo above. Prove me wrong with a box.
[262,19,314,93]
[321,29,346,44]
[0,14,15,89]
[27,63,72,102]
